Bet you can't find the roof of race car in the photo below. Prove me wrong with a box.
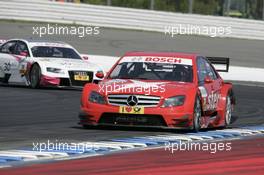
[6,39,73,48]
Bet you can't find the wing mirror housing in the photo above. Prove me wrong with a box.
[95,71,104,79]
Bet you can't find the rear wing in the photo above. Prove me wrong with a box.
[206,57,230,72]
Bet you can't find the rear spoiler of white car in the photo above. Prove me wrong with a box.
[206,57,230,72]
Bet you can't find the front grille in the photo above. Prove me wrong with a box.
[107,94,160,107]
[68,71,93,87]
[99,113,167,126]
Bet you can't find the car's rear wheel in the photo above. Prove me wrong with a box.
[30,64,41,88]
[225,95,232,126]
[193,97,202,132]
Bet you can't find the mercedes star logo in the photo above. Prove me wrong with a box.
[127,95,138,106]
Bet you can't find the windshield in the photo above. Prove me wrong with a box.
[109,62,193,82]
[31,46,82,59]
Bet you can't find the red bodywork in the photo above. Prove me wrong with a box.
[79,52,235,129]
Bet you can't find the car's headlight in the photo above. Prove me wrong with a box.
[89,91,106,104]
[161,95,185,107]
[46,67,64,74]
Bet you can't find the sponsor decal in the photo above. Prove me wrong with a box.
[131,56,144,62]
[119,106,144,114]
[206,92,220,111]
[199,86,220,111]
[145,57,182,64]
[115,115,147,123]
[120,56,193,65]
[19,64,27,75]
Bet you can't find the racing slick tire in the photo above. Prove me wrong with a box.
[224,95,232,126]
[30,64,41,89]
[193,97,202,132]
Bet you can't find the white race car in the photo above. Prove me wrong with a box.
[0,39,104,88]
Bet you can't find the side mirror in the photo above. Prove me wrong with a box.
[20,51,29,57]
[95,71,104,79]
[204,76,213,84]
[82,56,89,60]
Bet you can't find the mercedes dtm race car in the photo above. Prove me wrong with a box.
[0,39,104,88]
[79,52,235,131]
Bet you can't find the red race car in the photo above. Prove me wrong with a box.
[79,52,235,131]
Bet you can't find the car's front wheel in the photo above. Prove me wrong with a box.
[193,97,202,132]
[30,64,41,88]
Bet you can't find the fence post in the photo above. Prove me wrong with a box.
[107,0,111,6]
[150,0,155,10]
[263,0,264,20]
[226,0,231,16]
[188,0,193,14]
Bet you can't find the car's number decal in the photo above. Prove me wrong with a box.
[3,62,11,72]
[206,92,220,111]
[199,86,220,111]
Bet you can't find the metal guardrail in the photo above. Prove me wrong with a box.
[0,0,264,40]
